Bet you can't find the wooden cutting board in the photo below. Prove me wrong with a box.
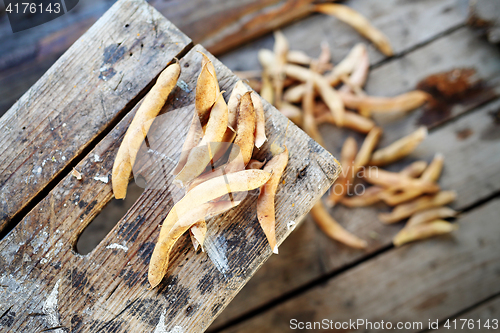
[0,0,340,332]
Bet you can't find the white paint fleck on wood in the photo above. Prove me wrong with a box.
[176,80,191,93]
[205,235,229,274]
[153,310,184,333]
[32,166,42,175]
[153,310,167,333]
[106,243,129,252]
[42,279,63,331]
[93,175,109,183]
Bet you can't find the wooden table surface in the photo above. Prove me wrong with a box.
[0,0,339,332]
[1,0,500,332]
[208,0,500,332]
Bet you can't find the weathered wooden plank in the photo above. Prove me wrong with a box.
[218,197,500,332]
[468,0,500,44]
[211,97,500,329]
[220,0,469,71]
[0,0,315,117]
[432,296,500,332]
[364,27,500,146]
[209,26,500,328]
[0,43,339,332]
[0,0,468,117]
[0,0,191,234]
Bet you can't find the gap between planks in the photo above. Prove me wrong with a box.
[0,0,474,240]
[208,92,500,332]
[210,185,500,332]
[215,196,500,332]
[370,23,466,70]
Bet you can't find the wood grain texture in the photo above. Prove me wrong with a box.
[0,0,324,117]
[0,0,467,118]
[210,25,500,328]
[468,0,500,44]
[364,27,500,145]
[219,197,500,332]
[0,43,339,332]
[0,0,191,233]
[220,0,469,71]
[211,97,500,329]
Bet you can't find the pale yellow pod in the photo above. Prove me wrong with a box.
[258,49,275,69]
[302,76,324,147]
[369,127,428,166]
[353,126,383,171]
[315,74,345,127]
[311,202,367,249]
[184,117,248,192]
[393,220,458,247]
[406,207,458,228]
[339,90,429,117]
[363,169,409,188]
[340,44,369,93]
[273,30,289,65]
[272,30,289,108]
[113,61,181,199]
[283,63,313,82]
[260,71,275,105]
[283,44,366,103]
[251,92,267,148]
[175,92,229,186]
[325,137,357,206]
[376,160,429,204]
[421,153,445,182]
[287,50,312,66]
[400,161,428,178]
[379,190,457,224]
[228,80,249,130]
[315,4,393,56]
[149,169,272,288]
[327,43,366,85]
[315,41,332,73]
[246,159,267,170]
[196,52,219,124]
[189,219,207,251]
[283,84,306,104]
[227,92,256,172]
[166,169,272,238]
[382,153,444,206]
[149,200,240,288]
[340,186,383,208]
[171,112,204,176]
[315,108,375,134]
[210,126,237,166]
[258,49,276,106]
[363,169,439,194]
[284,64,345,126]
[257,147,289,254]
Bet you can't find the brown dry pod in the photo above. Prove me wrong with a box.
[257,147,289,253]
[311,201,367,249]
[113,61,181,199]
